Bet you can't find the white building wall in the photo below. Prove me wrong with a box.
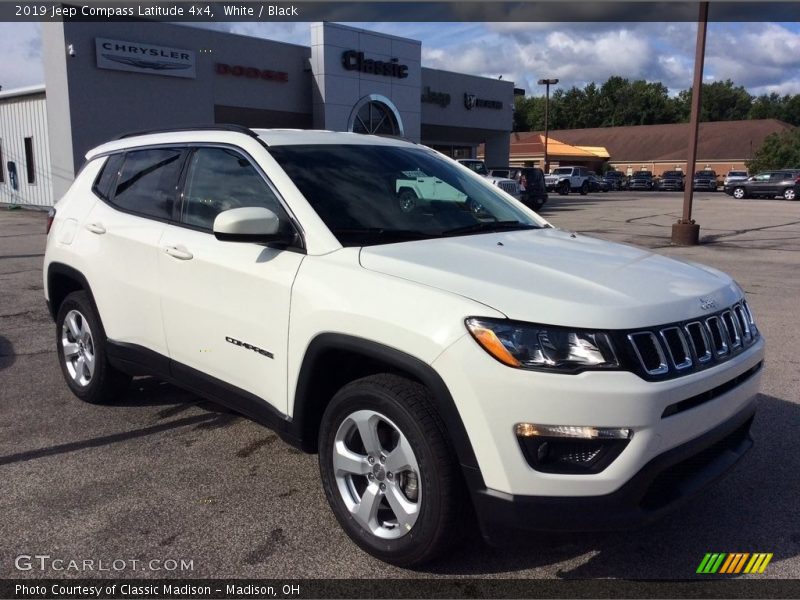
[0,86,54,207]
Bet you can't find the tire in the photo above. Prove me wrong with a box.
[580,181,589,195]
[318,374,464,567]
[732,187,746,200]
[558,181,570,195]
[56,291,130,404]
[397,188,417,213]
[783,187,796,201]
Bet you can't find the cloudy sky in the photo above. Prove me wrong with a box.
[2,20,799,97]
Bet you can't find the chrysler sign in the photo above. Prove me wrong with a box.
[95,38,196,79]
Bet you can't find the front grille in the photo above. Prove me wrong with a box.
[625,301,759,379]
[498,181,519,195]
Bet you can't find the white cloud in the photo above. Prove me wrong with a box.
[0,23,43,89]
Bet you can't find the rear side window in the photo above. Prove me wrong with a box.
[180,147,286,230]
[92,154,124,200]
[24,137,35,184]
[113,148,184,220]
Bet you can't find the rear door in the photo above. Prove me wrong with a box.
[157,145,304,413]
[80,148,185,356]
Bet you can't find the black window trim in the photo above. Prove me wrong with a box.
[93,146,189,226]
[23,136,36,185]
[173,142,305,251]
[0,139,5,184]
[89,142,306,252]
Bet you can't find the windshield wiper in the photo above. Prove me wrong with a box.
[331,228,440,240]
[441,221,540,236]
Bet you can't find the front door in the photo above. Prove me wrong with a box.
[157,146,304,413]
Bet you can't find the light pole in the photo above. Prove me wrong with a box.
[538,78,559,173]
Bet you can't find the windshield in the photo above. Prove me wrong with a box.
[268,144,541,246]
[551,168,573,175]
[695,172,715,178]
[663,171,682,177]
[635,171,653,177]
[729,171,747,177]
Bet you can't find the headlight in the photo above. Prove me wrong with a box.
[465,317,619,372]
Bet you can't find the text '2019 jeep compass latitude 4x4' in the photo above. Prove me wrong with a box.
[44,127,764,567]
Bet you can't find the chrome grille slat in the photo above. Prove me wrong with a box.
[627,301,758,378]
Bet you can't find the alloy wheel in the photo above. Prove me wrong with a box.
[332,409,421,540]
[61,309,96,387]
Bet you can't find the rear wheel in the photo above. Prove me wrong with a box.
[580,181,589,195]
[318,374,464,566]
[784,187,796,201]
[56,291,130,403]
[732,187,746,200]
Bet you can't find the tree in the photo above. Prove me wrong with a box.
[746,128,800,172]
[675,80,753,122]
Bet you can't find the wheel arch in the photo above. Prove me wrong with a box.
[292,333,482,474]
[46,263,100,325]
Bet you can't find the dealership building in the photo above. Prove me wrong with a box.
[0,21,517,207]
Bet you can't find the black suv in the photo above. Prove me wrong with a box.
[490,167,549,210]
[724,170,799,201]
[692,170,718,191]
[657,170,685,191]
[629,171,656,191]
[603,170,627,190]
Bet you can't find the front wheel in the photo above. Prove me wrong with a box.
[558,181,570,195]
[580,181,589,195]
[318,374,464,567]
[732,187,746,200]
[784,187,796,201]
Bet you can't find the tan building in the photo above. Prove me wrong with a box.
[503,119,794,175]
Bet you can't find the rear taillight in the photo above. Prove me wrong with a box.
[795,176,800,184]
[521,175,527,187]
[46,207,56,235]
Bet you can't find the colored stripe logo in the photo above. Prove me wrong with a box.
[696,553,773,574]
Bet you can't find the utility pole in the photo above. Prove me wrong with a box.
[672,1,709,246]
[538,78,559,173]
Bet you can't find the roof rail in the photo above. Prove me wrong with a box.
[114,124,258,140]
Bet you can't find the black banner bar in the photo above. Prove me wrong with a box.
[3,579,800,599]
[2,2,800,22]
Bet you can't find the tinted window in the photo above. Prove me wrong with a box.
[0,139,4,183]
[113,149,183,220]
[92,154,124,200]
[181,147,286,230]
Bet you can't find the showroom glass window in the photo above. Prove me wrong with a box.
[351,101,399,136]
[113,149,184,220]
[180,147,286,230]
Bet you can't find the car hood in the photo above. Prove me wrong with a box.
[359,228,741,329]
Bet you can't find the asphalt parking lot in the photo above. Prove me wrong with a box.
[1,191,798,580]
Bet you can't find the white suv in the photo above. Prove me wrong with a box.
[44,126,764,567]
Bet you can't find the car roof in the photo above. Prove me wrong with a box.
[86,128,418,159]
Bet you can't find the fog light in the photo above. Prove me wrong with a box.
[515,423,631,440]
[515,423,632,474]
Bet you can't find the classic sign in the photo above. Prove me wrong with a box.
[341,50,408,79]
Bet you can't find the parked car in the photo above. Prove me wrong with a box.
[544,166,591,195]
[657,170,685,191]
[603,170,627,191]
[457,159,522,200]
[723,170,749,187]
[629,170,656,191]
[724,170,800,200]
[44,126,764,567]
[587,171,610,193]
[490,167,548,211]
[693,170,719,192]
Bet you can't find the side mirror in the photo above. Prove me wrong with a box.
[213,207,295,246]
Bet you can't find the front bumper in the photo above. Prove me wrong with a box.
[469,400,755,541]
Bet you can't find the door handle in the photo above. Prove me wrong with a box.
[164,245,194,261]
[86,222,106,235]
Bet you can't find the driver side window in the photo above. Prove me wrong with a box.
[181,147,285,230]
